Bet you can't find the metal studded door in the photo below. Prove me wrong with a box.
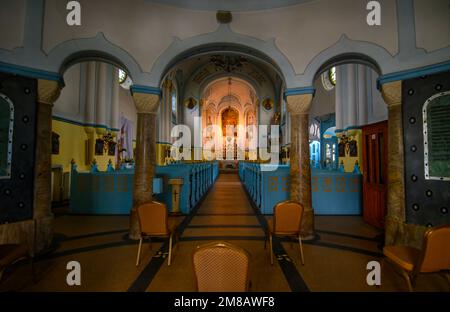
[402,71,450,227]
[0,73,37,224]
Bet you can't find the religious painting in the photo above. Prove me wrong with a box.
[95,138,104,155]
[262,98,273,111]
[221,107,239,136]
[348,139,358,157]
[108,141,116,156]
[338,141,345,157]
[52,131,60,155]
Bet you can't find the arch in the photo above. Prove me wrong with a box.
[300,35,393,87]
[152,25,294,87]
[48,33,144,84]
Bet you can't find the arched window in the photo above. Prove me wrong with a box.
[118,68,133,90]
[0,93,14,179]
[171,87,177,124]
[321,67,336,91]
[423,91,450,180]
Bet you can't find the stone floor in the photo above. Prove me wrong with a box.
[1,174,449,292]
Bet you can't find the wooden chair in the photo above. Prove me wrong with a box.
[0,244,33,283]
[135,201,177,266]
[383,223,450,291]
[265,200,305,265]
[193,241,250,292]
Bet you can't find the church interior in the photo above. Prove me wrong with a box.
[0,0,449,294]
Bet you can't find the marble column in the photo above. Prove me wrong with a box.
[381,81,409,246]
[129,91,160,239]
[286,93,314,239]
[34,79,61,253]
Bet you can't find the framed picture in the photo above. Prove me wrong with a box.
[95,139,104,155]
[108,142,116,156]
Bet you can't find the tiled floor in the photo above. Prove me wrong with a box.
[1,174,449,292]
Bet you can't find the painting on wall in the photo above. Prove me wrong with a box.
[348,139,358,157]
[52,131,60,155]
[95,139,104,155]
[108,142,116,156]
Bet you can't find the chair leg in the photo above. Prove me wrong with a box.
[168,233,173,266]
[30,256,37,284]
[270,234,273,265]
[400,269,413,292]
[135,237,143,267]
[148,237,152,250]
[298,234,305,265]
[264,233,267,249]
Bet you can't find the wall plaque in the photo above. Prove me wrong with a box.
[423,92,450,181]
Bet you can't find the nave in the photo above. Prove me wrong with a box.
[1,174,448,292]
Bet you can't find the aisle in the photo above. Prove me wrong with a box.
[146,173,291,292]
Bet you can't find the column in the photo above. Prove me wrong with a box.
[335,66,343,130]
[381,81,406,245]
[357,65,368,125]
[286,93,314,239]
[347,64,357,127]
[84,62,96,164]
[96,62,108,135]
[129,91,160,239]
[34,79,61,253]
[111,67,120,131]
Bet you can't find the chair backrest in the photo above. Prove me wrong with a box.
[416,224,450,273]
[137,201,168,236]
[193,242,250,292]
[273,200,304,234]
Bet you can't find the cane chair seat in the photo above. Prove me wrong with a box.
[193,242,250,292]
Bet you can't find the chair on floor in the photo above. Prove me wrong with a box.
[383,223,450,291]
[135,201,178,267]
[193,241,250,292]
[0,244,33,283]
[265,200,305,265]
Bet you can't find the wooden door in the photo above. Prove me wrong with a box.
[362,121,388,228]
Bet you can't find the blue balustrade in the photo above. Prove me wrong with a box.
[70,161,218,215]
[239,162,362,215]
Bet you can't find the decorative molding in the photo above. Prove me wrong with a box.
[0,61,63,84]
[377,60,450,87]
[52,115,119,132]
[130,84,162,96]
[37,79,61,105]
[381,81,402,107]
[285,94,313,115]
[284,86,315,98]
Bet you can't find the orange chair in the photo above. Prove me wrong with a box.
[383,223,450,291]
[265,200,305,265]
[135,201,178,266]
[193,242,250,292]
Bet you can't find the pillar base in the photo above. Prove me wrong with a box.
[301,208,315,240]
[128,208,141,240]
[385,216,427,249]
[0,215,54,256]
[34,215,54,254]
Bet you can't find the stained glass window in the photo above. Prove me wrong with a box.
[171,87,177,124]
[118,69,127,84]
[329,67,336,85]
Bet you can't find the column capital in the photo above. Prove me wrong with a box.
[381,80,402,107]
[37,79,61,105]
[132,92,160,114]
[285,93,313,115]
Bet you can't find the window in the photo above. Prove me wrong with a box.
[423,91,450,180]
[171,87,177,124]
[118,69,133,90]
[0,94,14,179]
[321,67,336,91]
